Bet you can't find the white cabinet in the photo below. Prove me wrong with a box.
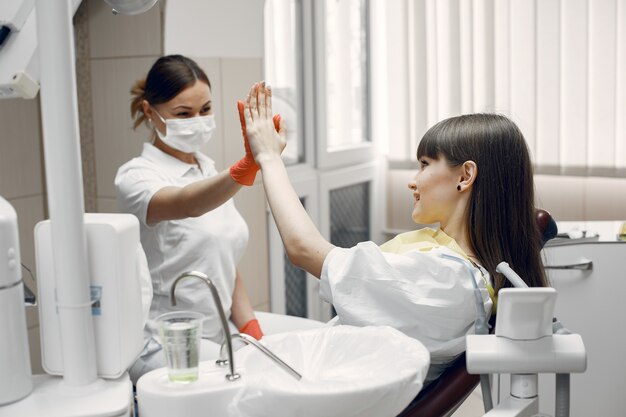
[538,241,626,415]
[494,221,626,416]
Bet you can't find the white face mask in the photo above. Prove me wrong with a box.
[153,109,216,153]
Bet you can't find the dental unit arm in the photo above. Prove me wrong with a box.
[466,262,587,417]
[0,2,160,416]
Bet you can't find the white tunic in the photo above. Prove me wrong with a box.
[319,231,492,384]
[115,143,249,341]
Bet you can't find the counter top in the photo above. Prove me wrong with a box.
[550,220,626,244]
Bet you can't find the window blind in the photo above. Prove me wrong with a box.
[388,0,626,178]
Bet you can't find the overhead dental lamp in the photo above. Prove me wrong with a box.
[0,0,159,99]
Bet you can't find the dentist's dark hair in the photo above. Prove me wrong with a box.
[130,54,211,130]
[417,113,548,293]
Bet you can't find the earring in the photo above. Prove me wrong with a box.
[457,185,461,191]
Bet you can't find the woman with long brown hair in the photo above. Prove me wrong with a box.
[242,82,548,385]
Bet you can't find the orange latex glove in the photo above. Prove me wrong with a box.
[229,100,281,186]
[239,318,263,340]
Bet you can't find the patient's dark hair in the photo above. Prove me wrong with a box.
[130,55,211,130]
[417,113,548,292]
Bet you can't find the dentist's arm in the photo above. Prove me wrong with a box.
[230,268,263,340]
[243,83,334,278]
[146,102,281,225]
[147,172,242,224]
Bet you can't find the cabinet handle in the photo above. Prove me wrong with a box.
[544,260,593,270]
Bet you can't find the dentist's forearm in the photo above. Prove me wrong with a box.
[230,269,256,329]
[258,154,334,278]
[146,170,242,224]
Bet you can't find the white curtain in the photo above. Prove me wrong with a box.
[387,0,626,177]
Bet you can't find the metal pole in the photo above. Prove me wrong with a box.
[35,0,97,386]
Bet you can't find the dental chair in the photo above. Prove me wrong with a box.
[398,209,558,417]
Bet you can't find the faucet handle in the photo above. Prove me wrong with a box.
[216,332,245,367]
[219,333,302,381]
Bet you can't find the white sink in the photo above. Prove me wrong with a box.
[138,325,430,417]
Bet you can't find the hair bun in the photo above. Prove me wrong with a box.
[130,78,148,130]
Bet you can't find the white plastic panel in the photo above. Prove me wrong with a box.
[36,214,144,379]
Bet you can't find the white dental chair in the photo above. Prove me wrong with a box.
[465,285,586,417]
[397,209,578,417]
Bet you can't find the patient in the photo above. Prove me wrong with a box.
[242,82,548,385]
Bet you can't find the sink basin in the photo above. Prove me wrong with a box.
[138,325,430,417]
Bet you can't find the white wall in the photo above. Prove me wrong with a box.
[164,0,264,58]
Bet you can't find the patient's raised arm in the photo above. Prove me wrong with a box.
[243,82,334,278]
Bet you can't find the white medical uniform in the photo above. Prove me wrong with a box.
[115,143,249,381]
[319,228,493,385]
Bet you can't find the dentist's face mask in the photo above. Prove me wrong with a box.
[153,109,216,153]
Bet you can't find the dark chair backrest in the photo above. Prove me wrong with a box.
[397,209,557,417]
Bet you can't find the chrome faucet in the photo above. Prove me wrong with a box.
[170,270,241,382]
[218,333,302,381]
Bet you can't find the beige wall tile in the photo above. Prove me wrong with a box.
[219,59,263,169]
[88,0,162,59]
[192,57,225,171]
[234,186,270,309]
[584,177,626,220]
[97,197,119,213]
[90,56,159,198]
[0,98,43,199]
[75,0,98,212]
[27,325,43,374]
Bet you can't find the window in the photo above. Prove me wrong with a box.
[264,0,383,321]
[264,0,305,165]
[323,0,369,150]
[389,0,626,177]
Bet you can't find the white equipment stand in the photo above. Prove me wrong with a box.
[467,287,587,417]
[0,1,158,416]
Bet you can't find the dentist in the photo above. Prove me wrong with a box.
[242,83,549,386]
[115,55,264,383]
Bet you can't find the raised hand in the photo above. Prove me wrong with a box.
[242,82,286,164]
[230,83,283,185]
